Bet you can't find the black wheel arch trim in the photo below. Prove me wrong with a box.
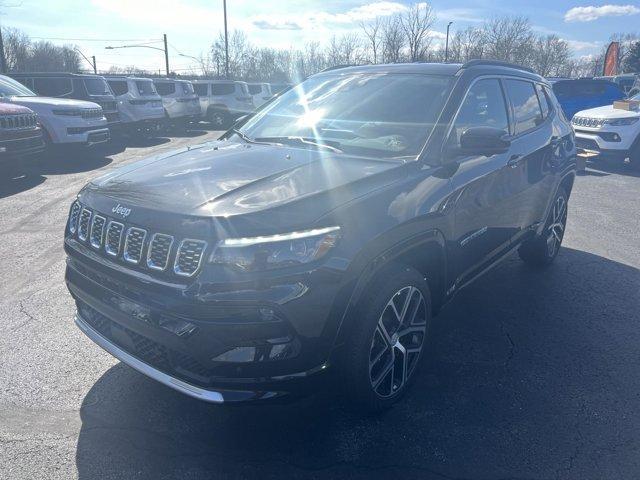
[324,228,447,366]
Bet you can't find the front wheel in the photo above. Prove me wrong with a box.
[342,265,431,413]
[518,187,568,267]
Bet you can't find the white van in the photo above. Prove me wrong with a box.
[105,76,164,135]
[191,80,254,128]
[153,78,201,127]
[248,83,273,108]
[0,75,109,146]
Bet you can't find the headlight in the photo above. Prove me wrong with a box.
[210,226,341,271]
[605,117,639,126]
[52,109,84,116]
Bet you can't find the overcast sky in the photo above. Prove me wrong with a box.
[2,1,639,73]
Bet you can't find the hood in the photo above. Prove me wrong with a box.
[84,140,403,221]
[574,104,640,119]
[0,102,33,114]
[8,96,100,109]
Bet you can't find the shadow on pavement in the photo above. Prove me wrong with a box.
[587,158,640,178]
[0,148,113,198]
[75,248,640,479]
[167,128,209,139]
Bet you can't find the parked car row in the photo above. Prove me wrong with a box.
[0,71,292,163]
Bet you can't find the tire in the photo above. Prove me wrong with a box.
[342,264,432,413]
[208,109,229,129]
[518,186,568,267]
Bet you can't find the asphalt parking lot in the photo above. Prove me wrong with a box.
[1,132,639,480]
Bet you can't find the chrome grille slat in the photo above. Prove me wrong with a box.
[174,239,207,277]
[105,221,124,256]
[147,233,174,271]
[68,202,81,234]
[90,215,106,249]
[0,113,38,130]
[123,227,147,264]
[78,208,92,242]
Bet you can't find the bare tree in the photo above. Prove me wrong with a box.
[399,3,436,61]
[448,26,486,63]
[2,27,30,71]
[530,35,570,77]
[360,17,382,64]
[482,16,534,65]
[382,14,405,63]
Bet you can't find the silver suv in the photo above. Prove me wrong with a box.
[192,80,254,128]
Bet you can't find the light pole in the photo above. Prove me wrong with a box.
[444,21,453,63]
[223,0,229,79]
[105,36,170,76]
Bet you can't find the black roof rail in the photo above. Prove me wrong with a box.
[461,59,535,74]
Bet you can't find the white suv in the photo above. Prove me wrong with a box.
[0,75,109,146]
[572,92,640,168]
[153,78,201,127]
[105,76,164,135]
[192,80,254,128]
[248,83,273,108]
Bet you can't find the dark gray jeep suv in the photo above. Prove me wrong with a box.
[65,61,576,411]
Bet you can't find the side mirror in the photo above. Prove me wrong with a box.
[459,126,511,156]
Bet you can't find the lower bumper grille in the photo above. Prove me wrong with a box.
[78,301,215,385]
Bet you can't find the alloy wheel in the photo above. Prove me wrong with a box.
[369,286,427,398]
[546,194,567,257]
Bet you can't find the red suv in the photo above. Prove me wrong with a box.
[0,102,45,160]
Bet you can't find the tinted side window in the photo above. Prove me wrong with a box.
[535,84,550,119]
[248,84,261,94]
[33,77,73,97]
[505,79,543,135]
[155,82,175,96]
[212,83,235,95]
[193,83,208,96]
[452,78,509,144]
[108,80,128,96]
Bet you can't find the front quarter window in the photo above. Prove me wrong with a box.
[238,73,454,160]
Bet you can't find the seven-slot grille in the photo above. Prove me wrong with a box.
[572,117,606,128]
[174,239,208,276]
[0,113,38,130]
[68,203,207,277]
[123,227,146,264]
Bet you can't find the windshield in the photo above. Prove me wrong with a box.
[136,80,156,96]
[84,77,111,96]
[239,73,453,159]
[0,76,36,97]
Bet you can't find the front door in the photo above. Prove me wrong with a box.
[446,78,520,286]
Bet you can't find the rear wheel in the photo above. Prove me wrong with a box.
[518,187,568,266]
[342,265,431,413]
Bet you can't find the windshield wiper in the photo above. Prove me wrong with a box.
[230,128,258,144]
[254,136,343,153]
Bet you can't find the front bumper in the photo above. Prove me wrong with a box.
[0,131,45,157]
[76,312,225,403]
[65,237,342,402]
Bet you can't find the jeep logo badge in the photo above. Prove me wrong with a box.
[112,204,132,218]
